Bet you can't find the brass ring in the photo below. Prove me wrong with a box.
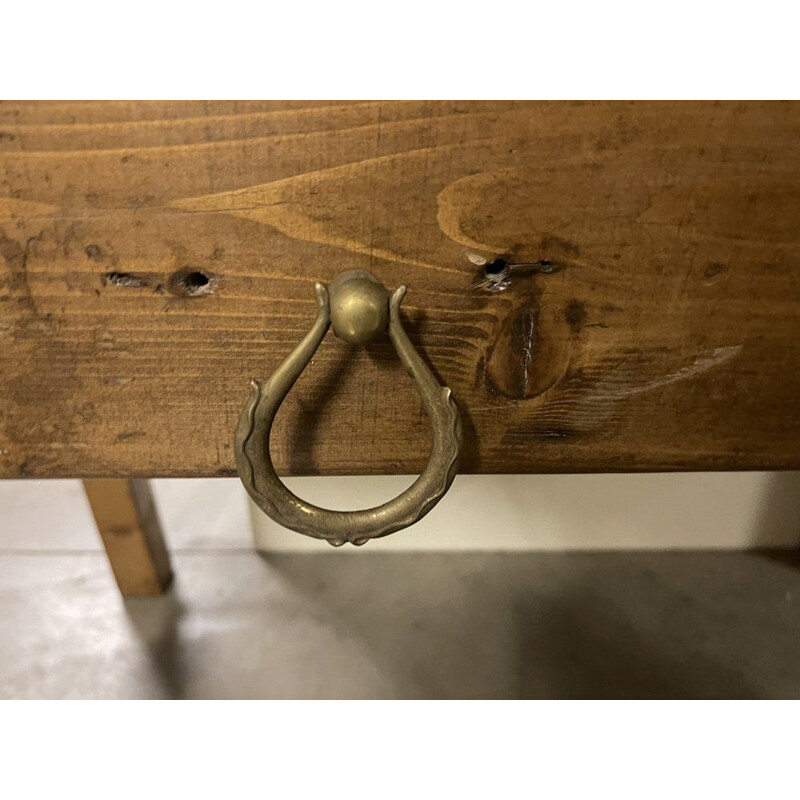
[234,270,463,546]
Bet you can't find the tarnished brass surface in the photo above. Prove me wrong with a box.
[234,271,463,546]
[329,270,389,345]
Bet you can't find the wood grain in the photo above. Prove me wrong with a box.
[1,101,799,477]
[83,479,172,595]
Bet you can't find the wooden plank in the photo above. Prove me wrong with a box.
[83,479,172,595]
[1,100,799,477]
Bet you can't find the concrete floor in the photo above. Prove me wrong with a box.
[1,481,800,698]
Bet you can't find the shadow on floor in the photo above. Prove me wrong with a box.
[263,552,767,699]
[513,586,756,699]
[100,550,800,699]
[123,591,187,699]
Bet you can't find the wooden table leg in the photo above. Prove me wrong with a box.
[83,479,173,596]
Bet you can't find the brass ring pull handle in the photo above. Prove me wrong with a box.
[234,270,463,547]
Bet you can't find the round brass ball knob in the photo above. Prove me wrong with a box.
[329,270,389,345]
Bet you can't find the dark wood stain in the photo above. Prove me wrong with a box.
[564,300,587,333]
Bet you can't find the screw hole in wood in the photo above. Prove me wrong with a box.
[169,268,215,297]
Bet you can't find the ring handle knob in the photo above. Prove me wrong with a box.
[234,270,463,546]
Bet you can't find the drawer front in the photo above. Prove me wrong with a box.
[1,100,799,477]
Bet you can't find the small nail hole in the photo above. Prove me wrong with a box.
[475,258,511,292]
[183,271,210,293]
[484,258,509,277]
[169,268,215,297]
